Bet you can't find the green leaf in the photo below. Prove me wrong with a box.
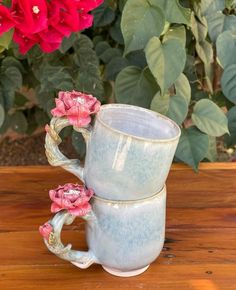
[174,73,191,104]
[191,14,213,65]
[10,111,28,133]
[95,41,111,57]
[221,64,236,104]
[0,29,13,50]
[109,15,124,45]
[74,35,103,100]
[105,56,129,81]
[38,65,73,92]
[151,92,169,115]
[151,73,190,123]
[36,91,54,112]
[2,66,23,89]
[163,25,186,47]
[191,14,208,42]
[196,41,213,65]
[73,34,94,51]
[121,0,165,55]
[225,106,236,147]
[115,66,158,108]
[119,0,127,11]
[0,66,23,110]
[126,50,147,69]
[151,0,192,25]
[1,90,15,111]
[175,127,209,171]
[204,62,214,95]
[0,114,10,134]
[201,0,224,16]
[205,136,217,162]
[145,37,186,93]
[93,35,103,46]
[59,33,76,53]
[1,56,25,73]
[99,48,122,64]
[0,104,4,128]
[206,12,236,42]
[76,66,104,99]
[93,2,115,27]
[216,31,236,68]
[166,95,188,125]
[192,99,229,136]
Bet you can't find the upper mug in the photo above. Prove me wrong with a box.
[45,104,180,200]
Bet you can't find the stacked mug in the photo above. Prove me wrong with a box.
[43,104,180,277]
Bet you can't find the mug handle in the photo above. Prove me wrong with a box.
[42,210,98,269]
[45,117,91,183]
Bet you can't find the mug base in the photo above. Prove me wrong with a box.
[102,265,150,277]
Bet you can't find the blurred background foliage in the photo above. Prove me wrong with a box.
[0,0,236,169]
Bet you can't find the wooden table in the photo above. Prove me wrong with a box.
[0,164,236,289]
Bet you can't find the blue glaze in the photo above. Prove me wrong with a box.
[86,186,166,271]
[45,104,180,200]
[43,186,166,275]
[83,104,180,200]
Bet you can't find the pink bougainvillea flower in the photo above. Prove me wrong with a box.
[51,91,101,127]
[48,0,80,36]
[75,0,104,12]
[9,0,104,54]
[36,0,81,52]
[38,27,63,53]
[76,0,103,29]
[39,40,62,53]
[11,0,48,34]
[49,183,94,216]
[78,12,93,30]
[13,29,39,54]
[37,3,64,53]
[0,5,16,36]
[39,222,53,240]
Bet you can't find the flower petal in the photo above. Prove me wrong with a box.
[69,203,91,216]
[51,202,62,213]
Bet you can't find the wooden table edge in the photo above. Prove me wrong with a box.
[0,162,235,173]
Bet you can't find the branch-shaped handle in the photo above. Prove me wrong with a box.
[45,117,91,182]
[43,210,97,269]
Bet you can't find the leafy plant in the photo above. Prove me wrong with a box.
[0,0,236,170]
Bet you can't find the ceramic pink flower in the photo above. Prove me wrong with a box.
[39,222,53,240]
[49,183,94,216]
[51,91,101,127]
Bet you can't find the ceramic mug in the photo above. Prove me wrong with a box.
[42,186,166,277]
[45,104,180,200]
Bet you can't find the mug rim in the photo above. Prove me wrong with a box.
[92,185,166,204]
[96,104,181,143]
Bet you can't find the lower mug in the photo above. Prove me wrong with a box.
[41,185,166,277]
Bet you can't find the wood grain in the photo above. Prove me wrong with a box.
[0,164,235,289]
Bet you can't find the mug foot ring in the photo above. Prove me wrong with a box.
[102,265,149,277]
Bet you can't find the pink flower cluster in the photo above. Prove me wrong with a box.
[0,0,103,54]
[51,90,101,127]
[49,183,94,216]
